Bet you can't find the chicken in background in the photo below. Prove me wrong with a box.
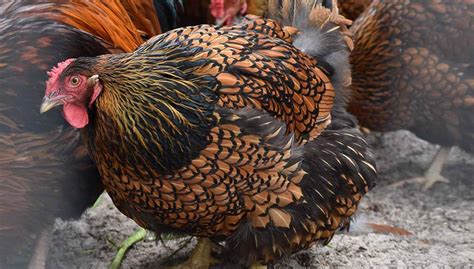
[348,0,474,189]
[0,16,107,268]
[40,0,376,268]
[0,0,187,267]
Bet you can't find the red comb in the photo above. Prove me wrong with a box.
[45,58,74,95]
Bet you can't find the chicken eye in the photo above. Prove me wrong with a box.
[70,76,80,86]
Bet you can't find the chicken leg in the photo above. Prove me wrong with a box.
[109,228,146,269]
[391,147,451,190]
[168,238,216,269]
[28,226,53,269]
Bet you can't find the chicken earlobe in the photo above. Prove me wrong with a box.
[87,75,102,108]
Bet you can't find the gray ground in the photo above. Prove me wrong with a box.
[47,130,474,268]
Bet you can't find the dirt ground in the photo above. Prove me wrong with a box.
[47,130,474,268]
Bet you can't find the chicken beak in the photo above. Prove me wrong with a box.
[40,96,65,114]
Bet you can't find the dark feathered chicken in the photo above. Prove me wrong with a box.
[348,0,474,189]
[0,16,107,268]
[41,0,376,267]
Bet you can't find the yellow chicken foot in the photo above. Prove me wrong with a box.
[390,147,451,190]
[168,238,217,269]
[109,228,146,269]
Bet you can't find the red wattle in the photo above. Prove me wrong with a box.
[63,103,89,128]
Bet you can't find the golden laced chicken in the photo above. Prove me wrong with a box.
[348,0,474,189]
[41,0,376,267]
[0,0,185,268]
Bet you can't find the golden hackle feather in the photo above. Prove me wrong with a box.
[14,0,161,53]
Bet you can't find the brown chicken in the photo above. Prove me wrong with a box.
[0,0,182,267]
[41,0,376,267]
[0,15,107,268]
[348,0,474,189]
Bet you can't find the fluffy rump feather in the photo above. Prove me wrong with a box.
[267,0,352,109]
